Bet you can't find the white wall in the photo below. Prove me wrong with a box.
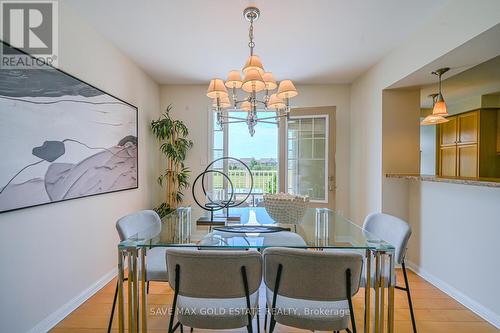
[160,84,351,216]
[407,181,500,326]
[0,3,161,333]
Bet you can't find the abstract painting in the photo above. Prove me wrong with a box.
[0,42,138,213]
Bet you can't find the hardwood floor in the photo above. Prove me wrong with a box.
[51,269,499,333]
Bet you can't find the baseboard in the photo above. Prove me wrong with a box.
[405,260,500,329]
[28,267,117,333]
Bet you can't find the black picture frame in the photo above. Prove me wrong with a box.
[0,40,139,214]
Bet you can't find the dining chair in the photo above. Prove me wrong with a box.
[107,210,168,333]
[362,212,417,333]
[166,248,262,333]
[263,247,363,333]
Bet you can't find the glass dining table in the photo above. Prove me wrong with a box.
[117,206,396,333]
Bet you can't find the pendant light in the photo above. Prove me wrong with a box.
[421,67,450,126]
[431,67,449,116]
[421,93,449,125]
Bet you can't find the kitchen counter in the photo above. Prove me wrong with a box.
[385,173,500,188]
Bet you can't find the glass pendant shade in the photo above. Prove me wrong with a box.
[421,114,449,126]
[207,79,229,99]
[432,94,448,116]
[243,55,265,75]
[225,70,243,89]
[267,93,286,110]
[277,80,298,99]
[212,96,231,109]
[262,72,277,90]
[242,69,266,93]
[240,101,252,111]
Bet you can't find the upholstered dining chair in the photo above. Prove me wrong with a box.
[362,213,417,333]
[166,248,262,333]
[107,210,168,333]
[263,247,363,333]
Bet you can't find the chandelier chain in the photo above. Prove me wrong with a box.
[248,16,255,55]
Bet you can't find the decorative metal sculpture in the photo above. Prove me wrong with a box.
[192,157,254,224]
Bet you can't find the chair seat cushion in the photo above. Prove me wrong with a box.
[176,292,259,329]
[266,288,350,331]
[146,247,168,281]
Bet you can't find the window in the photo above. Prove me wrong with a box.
[211,111,279,205]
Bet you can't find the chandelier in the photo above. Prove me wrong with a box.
[206,6,298,136]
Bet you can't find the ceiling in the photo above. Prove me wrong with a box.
[66,0,450,84]
[383,23,500,108]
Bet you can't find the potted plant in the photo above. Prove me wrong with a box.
[151,105,193,218]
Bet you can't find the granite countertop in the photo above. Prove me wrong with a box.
[385,173,500,188]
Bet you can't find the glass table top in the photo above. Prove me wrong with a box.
[118,206,395,252]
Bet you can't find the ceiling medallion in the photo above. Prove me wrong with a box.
[206,6,298,136]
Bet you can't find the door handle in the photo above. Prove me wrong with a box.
[328,176,336,191]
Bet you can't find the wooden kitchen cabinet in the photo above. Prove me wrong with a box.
[458,144,478,177]
[440,117,457,146]
[437,109,500,178]
[439,146,457,177]
[458,112,478,144]
[497,109,500,154]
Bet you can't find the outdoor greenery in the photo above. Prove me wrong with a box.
[228,159,277,170]
[265,173,278,193]
[213,169,278,194]
[151,105,193,218]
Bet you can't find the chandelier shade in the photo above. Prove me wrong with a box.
[207,79,229,99]
[262,72,278,90]
[243,55,265,75]
[268,93,286,110]
[225,70,243,89]
[277,80,298,99]
[242,69,266,93]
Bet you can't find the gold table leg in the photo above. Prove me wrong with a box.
[141,247,147,332]
[374,252,380,333]
[134,249,139,332]
[380,254,385,333]
[127,248,139,333]
[365,249,371,333]
[127,250,134,333]
[118,250,125,333]
[387,252,395,333]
